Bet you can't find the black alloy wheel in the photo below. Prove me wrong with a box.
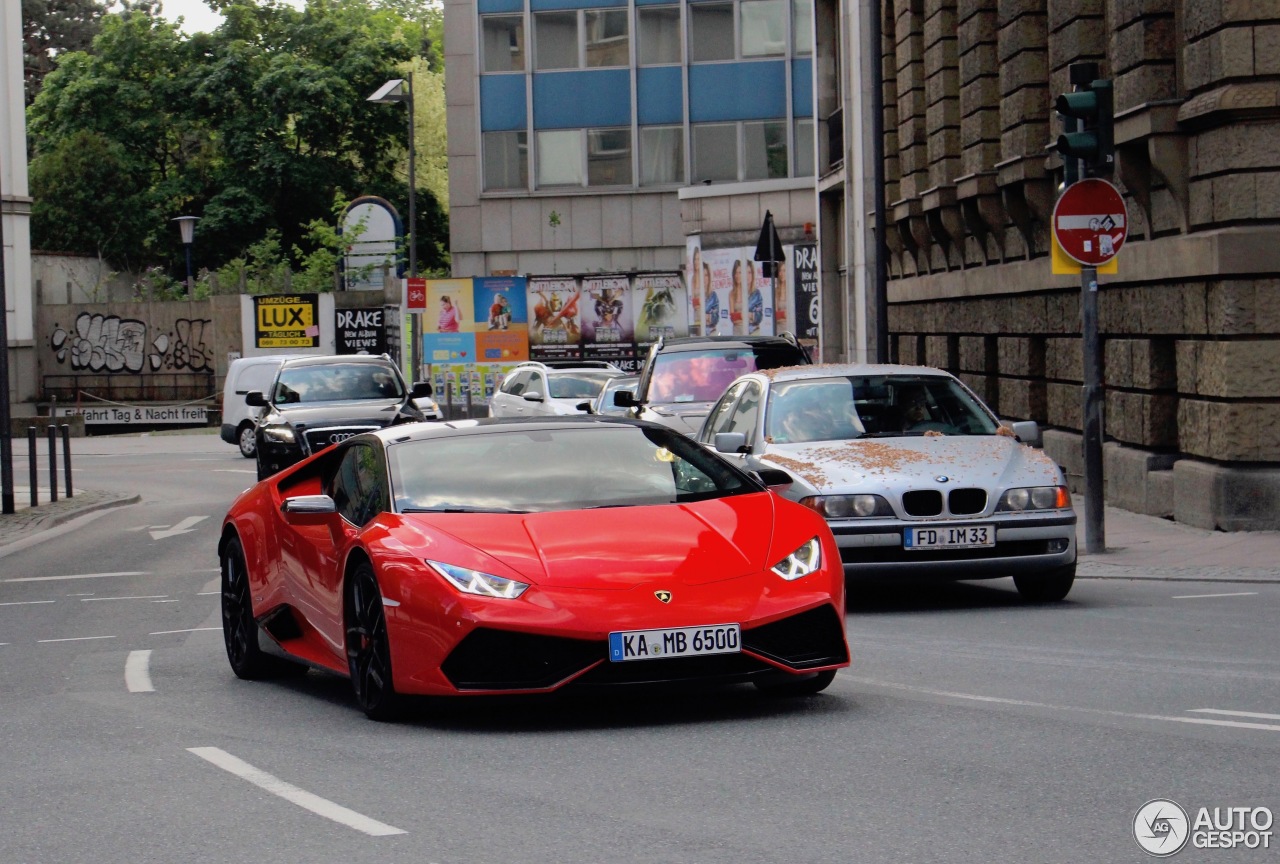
[345,561,401,720]
[754,669,837,697]
[221,535,271,679]
[1013,563,1077,603]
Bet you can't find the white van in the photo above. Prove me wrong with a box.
[220,355,297,457]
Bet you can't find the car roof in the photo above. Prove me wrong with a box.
[512,360,623,373]
[654,335,803,351]
[370,414,666,445]
[278,354,397,369]
[759,362,961,383]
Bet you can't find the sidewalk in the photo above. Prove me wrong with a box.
[1,485,1278,582]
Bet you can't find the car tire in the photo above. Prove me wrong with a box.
[221,535,304,679]
[1013,563,1076,603]
[237,423,257,458]
[345,560,402,721]
[754,669,837,697]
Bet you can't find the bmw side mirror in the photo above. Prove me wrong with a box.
[412,381,433,398]
[713,432,748,454]
[245,391,268,407]
[613,389,638,408]
[1009,420,1042,447]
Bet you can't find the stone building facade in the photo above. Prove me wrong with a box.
[875,0,1280,530]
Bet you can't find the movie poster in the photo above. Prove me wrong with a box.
[528,277,583,360]
[742,259,773,336]
[634,273,688,346]
[473,276,529,363]
[422,278,476,365]
[686,238,706,337]
[700,248,745,336]
[792,243,820,352]
[581,275,633,361]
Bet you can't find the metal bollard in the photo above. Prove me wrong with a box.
[27,427,38,507]
[47,425,58,503]
[61,425,73,499]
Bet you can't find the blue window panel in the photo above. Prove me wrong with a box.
[688,62,787,122]
[480,75,529,132]
[530,0,625,9]
[637,67,683,125]
[533,70,631,128]
[478,0,523,13]
[792,59,813,118]
[635,0,672,6]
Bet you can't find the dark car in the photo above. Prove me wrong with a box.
[247,354,432,480]
[615,334,811,436]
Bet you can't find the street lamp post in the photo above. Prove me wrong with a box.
[173,216,199,296]
[368,76,419,383]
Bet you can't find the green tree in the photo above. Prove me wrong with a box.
[21,0,107,104]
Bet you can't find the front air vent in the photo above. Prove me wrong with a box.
[948,488,987,515]
[902,490,943,516]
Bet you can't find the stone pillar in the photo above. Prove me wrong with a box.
[955,0,1006,265]
[994,0,1051,259]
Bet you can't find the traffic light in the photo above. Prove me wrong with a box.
[1055,78,1113,178]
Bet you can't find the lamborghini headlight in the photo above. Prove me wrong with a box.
[771,537,822,581]
[801,494,893,519]
[428,560,529,599]
[260,424,296,444]
[995,485,1070,512]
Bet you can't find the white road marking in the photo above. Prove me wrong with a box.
[37,635,117,643]
[4,571,148,583]
[150,627,220,635]
[80,595,169,603]
[152,599,179,603]
[0,600,56,606]
[149,516,208,540]
[213,469,257,474]
[843,676,1280,734]
[197,591,219,596]
[126,650,155,692]
[187,747,407,837]
[1171,591,1259,600]
[1189,709,1280,722]
[66,593,95,597]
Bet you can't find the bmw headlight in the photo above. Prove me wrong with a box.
[428,560,529,599]
[996,485,1070,512]
[260,424,296,444]
[801,494,893,519]
[771,537,822,581]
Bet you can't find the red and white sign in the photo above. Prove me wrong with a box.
[406,277,426,311]
[1052,178,1128,266]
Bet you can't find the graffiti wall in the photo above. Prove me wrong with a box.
[49,312,217,374]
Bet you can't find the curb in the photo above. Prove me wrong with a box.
[0,492,141,555]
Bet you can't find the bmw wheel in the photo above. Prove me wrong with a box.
[1013,563,1076,603]
[345,561,401,721]
[237,423,257,458]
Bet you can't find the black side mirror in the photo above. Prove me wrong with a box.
[576,401,594,413]
[412,381,433,398]
[753,468,794,488]
[245,391,268,407]
[613,389,638,408]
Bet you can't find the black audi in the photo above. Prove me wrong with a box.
[246,354,432,480]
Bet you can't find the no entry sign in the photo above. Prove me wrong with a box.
[1052,178,1128,266]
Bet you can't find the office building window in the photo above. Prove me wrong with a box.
[640,126,684,186]
[638,6,682,65]
[689,3,734,61]
[792,0,812,55]
[481,16,525,72]
[740,0,785,57]
[692,123,739,182]
[537,129,584,186]
[743,119,787,179]
[535,9,629,70]
[584,9,629,67]
[794,118,814,176]
[483,130,529,190]
[587,128,633,186]
[535,11,579,70]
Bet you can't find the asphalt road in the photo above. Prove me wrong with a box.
[1,432,1276,863]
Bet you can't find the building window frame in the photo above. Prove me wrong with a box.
[533,8,631,71]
